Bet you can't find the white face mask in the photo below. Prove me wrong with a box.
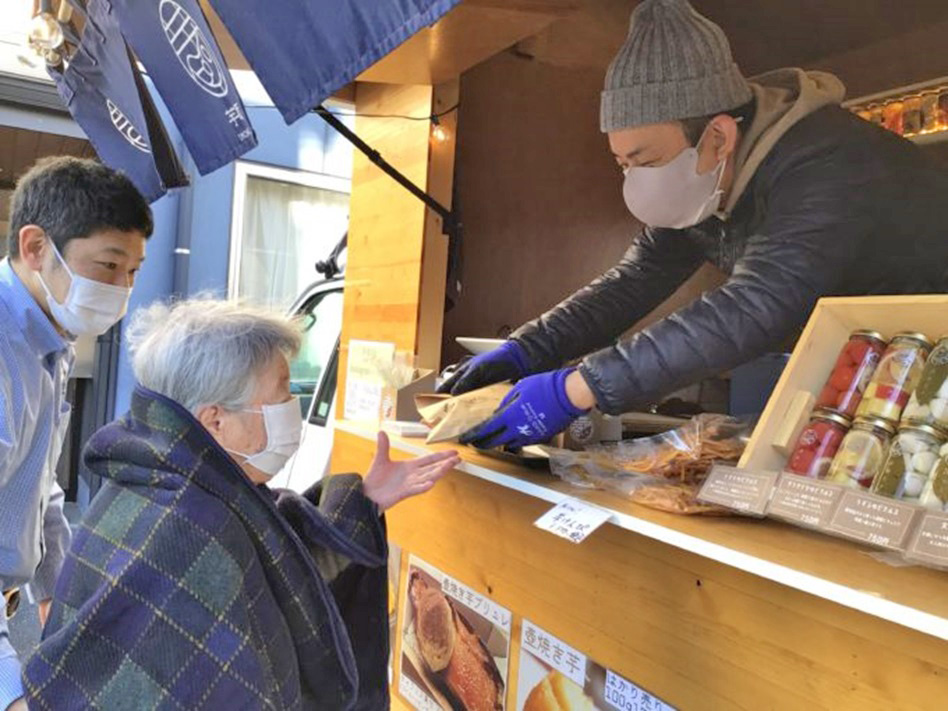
[227,397,303,478]
[622,124,729,229]
[37,240,132,338]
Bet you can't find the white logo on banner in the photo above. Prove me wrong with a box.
[106,99,151,153]
[159,0,228,98]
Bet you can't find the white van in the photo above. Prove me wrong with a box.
[270,246,346,493]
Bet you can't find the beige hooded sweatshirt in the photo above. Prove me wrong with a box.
[720,68,847,217]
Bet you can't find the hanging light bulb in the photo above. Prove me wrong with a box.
[430,114,450,143]
[28,10,64,65]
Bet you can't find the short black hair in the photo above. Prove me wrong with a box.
[8,156,153,259]
[679,97,757,146]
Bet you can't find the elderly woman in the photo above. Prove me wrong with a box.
[22,299,459,710]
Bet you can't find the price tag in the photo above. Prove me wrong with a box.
[604,670,677,711]
[825,489,920,551]
[521,621,587,687]
[534,498,612,544]
[697,465,778,515]
[767,474,843,529]
[905,511,948,568]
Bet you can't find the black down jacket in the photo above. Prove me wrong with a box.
[512,106,948,415]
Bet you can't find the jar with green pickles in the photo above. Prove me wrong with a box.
[920,441,948,511]
[826,417,896,489]
[870,424,945,502]
[901,336,948,430]
[855,333,932,423]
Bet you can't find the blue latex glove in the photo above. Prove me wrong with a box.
[438,340,530,395]
[459,368,589,449]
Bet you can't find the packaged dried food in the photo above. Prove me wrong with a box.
[856,107,872,122]
[871,424,945,501]
[826,417,895,489]
[939,88,948,129]
[855,332,932,423]
[900,336,948,430]
[902,95,922,135]
[868,103,884,127]
[882,100,904,135]
[815,330,886,417]
[921,91,939,132]
[545,414,751,515]
[415,383,512,444]
[920,442,948,511]
[786,409,851,479]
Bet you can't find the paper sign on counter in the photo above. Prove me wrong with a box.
[521,621,586,687]
[826,489,919,551]
[534,498,612,544]
[905,511,948,568]
[344,340,395,421]
[767,474,843,528]
[697,465,778,515]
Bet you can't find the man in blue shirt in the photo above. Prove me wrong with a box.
[0,157,152,711]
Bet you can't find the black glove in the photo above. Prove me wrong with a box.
[437,341,530,395]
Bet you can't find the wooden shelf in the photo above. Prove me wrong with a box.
[337,419,948,642]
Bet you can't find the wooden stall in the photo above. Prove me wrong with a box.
[327,2,948,709]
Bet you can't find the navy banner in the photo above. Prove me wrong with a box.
[49,0,166,201]
[108,0,257,175]
[207,0,461,123]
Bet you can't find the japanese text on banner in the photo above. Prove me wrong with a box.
[521,620,586,687]
[604,670,676,711]
[441,575,511,632]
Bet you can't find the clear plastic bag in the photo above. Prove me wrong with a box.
[545,414,753,515]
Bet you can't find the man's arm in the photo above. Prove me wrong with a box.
[32,480,72,612]
[512,227,705,373]
[0,613,24,711]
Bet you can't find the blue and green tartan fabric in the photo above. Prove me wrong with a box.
[23,386,390,710]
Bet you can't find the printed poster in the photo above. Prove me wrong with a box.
[516,620,675,711]
[399,555,511,711]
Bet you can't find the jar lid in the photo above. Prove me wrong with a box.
[892,331,934,350]
[850,329,886,343]
[898,422,948,440]
[811,409,852,428]
[853,417,897,436]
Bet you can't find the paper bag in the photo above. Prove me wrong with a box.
[414,383,512,444]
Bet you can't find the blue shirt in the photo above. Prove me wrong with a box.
[0,258,74,707]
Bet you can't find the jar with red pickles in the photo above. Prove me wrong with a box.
[826,417,896,489]
[882,100,904,135]
[786,409,852,479]
[816,330,886,418]
[855,333,933,423]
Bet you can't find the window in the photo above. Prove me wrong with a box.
[290,288,344,419]
[229,162,350,310]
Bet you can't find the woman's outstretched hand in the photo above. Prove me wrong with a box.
[363,432,460,512]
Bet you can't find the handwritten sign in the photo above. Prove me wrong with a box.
[767,474,843,528]
[697,465,778,515]
[905,511,948,568]
[441,575,512,632]
[826,489,920,550]
[343,340,395,421]
[604,670,677,711]
[521,621,586,687]
[534,498,612,544]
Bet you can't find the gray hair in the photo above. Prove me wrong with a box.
[126,297,302,413]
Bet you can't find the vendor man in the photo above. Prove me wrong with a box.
[446,0,948,449]
[0,157,151,711]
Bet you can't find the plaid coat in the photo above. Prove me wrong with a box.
[22,386,390,710]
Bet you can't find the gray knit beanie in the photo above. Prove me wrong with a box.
[600,0,753,132]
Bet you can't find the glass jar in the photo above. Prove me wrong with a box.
[882,100,904,135]
[855,333,933,423]
[902,95,922,135]
[920,441,948,511]
[816,330,886,418]
[786,410,852,479]
[938,88,948,130]
[901,336,948,430]
[827,418,895,489]
[870,424,945,501]
[921,91,940,133]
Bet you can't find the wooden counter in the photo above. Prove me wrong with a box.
[332,422,948,710]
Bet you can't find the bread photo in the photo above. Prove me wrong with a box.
[523,670,594,711]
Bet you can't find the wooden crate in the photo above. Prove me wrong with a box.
[741,295,948,471]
